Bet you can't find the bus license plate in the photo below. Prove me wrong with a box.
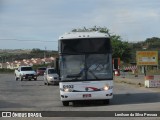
[83,94,91,98]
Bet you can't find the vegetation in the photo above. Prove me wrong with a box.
[0,49,58,63]
[0,63,55,73]
[0,68,14,73]
[111,35,132,63]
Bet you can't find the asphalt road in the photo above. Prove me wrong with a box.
[0,74,160,120]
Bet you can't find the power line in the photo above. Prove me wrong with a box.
[0,39,57,42]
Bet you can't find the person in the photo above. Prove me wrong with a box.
[134,69,138,77]
[144,66,146,76]
[122,68,125,78]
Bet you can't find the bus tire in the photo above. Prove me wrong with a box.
[103,99,110,105]
[62,101,69,106]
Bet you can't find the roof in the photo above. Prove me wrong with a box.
[19,66,32,68]
[59,32,109,40]
[46,67,55,70]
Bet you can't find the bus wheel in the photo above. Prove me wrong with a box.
[62,101,69,106]
[103,99,110,105]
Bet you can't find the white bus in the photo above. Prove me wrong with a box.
[58,31,113,106]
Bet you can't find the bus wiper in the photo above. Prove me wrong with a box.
[88,70,99,79]
[66,74,81,78]
[86,65,99,79]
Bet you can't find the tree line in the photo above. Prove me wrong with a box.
[1,26,159,64]
[0,49,58,63]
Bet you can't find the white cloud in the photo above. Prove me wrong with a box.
[83,1,160,42]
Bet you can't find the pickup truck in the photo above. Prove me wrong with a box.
[15,66,37,81]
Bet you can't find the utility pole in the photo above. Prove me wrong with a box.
[44,46,47,58]
[44,46,46,64]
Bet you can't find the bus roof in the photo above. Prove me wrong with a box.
[59,32,109,40]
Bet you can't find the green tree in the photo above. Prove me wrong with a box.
[145,37,160,49]
[31,48,43,54]
[111,35,132,62]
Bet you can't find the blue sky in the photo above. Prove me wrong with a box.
[0,0,160,50]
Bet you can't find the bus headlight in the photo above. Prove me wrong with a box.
[103,86,109,91]
[103,85,113,91]
[64,88,72,92]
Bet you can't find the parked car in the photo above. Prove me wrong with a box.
[44,68,59,85]
[36,67,46,76]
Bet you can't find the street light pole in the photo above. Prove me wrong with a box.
[44,46,47,64]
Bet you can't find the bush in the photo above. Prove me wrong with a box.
[0,68,14,73]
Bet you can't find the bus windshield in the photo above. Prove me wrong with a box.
[60,54,112,81]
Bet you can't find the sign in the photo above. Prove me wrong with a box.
[1,111,160,117]
[136,51,158,65]
[145,80,160,88]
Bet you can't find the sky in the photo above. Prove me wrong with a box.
[0,0,160,50]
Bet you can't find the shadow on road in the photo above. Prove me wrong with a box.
[0,100,32,108]
[17,79,44,81]
[67,92,160,107]
[111,92,160,105]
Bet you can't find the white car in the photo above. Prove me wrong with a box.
[15,66,37,81]
[44,68,59,85]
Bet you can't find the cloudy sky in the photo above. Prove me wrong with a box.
[0,0,160,50]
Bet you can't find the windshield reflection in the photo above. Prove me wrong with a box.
[60,54,112,81]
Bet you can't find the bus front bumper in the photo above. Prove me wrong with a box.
[60,90,113,101]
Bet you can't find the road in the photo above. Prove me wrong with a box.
[0,74,160,120]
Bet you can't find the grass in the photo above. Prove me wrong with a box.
[0,68,14,73]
